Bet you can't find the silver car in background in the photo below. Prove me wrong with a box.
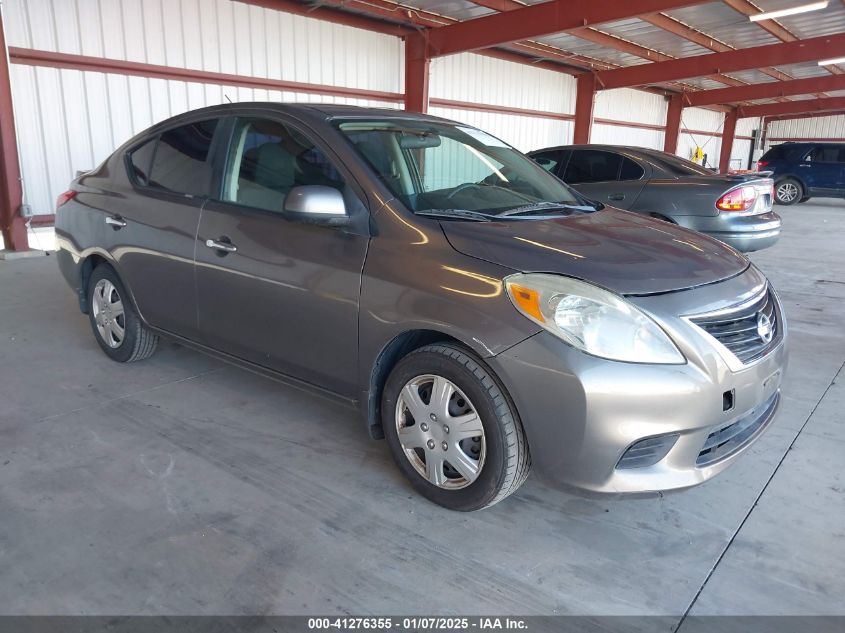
[529,144,781,252]
[56,104,787,511]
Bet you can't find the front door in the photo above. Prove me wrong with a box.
[800,145,845,194]
[195,115,369,397]
[563,149,647,209]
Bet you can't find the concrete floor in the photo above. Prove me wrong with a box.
[0,201,843,622]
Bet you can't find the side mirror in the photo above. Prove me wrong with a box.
[283,185,348,225]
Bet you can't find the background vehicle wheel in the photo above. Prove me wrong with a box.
[775,178,802,205]
[799,196,811,204]
[87,264,158,362]
[381,343,530,511]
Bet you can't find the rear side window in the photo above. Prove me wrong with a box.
[619,157,644,181]
[564,150,621,184]
[146,119,219,196]
[128,140,156,186]
[760,145,787,161]
[531,150,566,173]
[805,145,845,163]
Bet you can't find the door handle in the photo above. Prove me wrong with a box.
[205,238,237,254]
[608,193,625,201]
[105,215,126,229]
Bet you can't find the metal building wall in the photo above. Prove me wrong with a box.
[592,88,666,150]
[4,0,402,216]
[429,53,575,152]
[767,114,845,141]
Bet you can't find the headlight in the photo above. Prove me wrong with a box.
[505,273,685,364]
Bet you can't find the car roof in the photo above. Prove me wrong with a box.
[148,102,455,129]
[528,144,666,155]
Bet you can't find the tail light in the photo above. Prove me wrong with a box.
[56,190,76,209]
[757,160,769,171]
[716,185,757,212]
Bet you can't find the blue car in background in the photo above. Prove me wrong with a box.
[758,142,845,205]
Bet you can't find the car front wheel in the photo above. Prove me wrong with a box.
[775,178,802,205]
[381,343,530,511]
[87,264,158,362]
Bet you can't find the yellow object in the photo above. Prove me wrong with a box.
[507,283,545,322]
[692,146,705,164]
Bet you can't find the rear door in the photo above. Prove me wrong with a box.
[113,118,222,340]
[562,149,647,209]
[799,145,845,194]
[194,114,370,397]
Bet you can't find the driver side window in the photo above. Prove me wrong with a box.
[222,118,344,213]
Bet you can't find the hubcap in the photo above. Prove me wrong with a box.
[395,374,485,490]
[92,279,126,348]
[777,182,798,202]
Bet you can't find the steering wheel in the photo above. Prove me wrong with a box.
[446,183,484,200]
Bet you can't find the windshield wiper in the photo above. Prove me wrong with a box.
[494,201,598,217]
[415,208,493,222]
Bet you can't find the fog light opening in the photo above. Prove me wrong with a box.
[723,389,735,412]
[616,433,680,470]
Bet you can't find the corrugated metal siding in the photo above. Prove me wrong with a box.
[595,88,666,125]
[678,107,724,167]
[768,115,845,140]
[4,0,402,215]
[590,124,664,150]
[430,53,576,114]
[429,107,572,153]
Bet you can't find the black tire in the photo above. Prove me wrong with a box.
[799,196,811,204]
[86,264,158,362]
[774,178,802,205]
[381,343,530,511]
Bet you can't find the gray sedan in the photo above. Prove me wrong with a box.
[529,145,781,252]
[55,105,786,510]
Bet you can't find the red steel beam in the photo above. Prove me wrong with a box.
[9,47,404,102]
[738,96,845,118]
[404,34,429,112]
[595,33,845,89]
[573,73,597,144]
[719,108,738,173]
[0,9,27,251]
[686,74,845,106]
[418,0,709,58]
[766,110,845,123]
[664,94,683,153]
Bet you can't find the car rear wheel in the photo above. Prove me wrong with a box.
[381,343,530,511]
[87,265,158,362]
[775,178,802,205]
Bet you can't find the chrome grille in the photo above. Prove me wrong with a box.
[691,289,779,364]
[696,392,779,467]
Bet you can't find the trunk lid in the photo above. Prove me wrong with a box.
[441,208,749,295]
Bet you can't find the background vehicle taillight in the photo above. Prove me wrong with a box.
[716,185,757,212]
[56,190,76,209]
[756,160,769,171]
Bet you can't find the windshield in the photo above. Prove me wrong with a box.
[335,119,586,217]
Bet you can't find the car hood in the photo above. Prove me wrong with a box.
[440,207,749,295]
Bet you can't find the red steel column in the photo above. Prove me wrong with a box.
[0,8,27,251]
[664,93,683,154]
[719,108,738,173]
[573,73,596,144]
[404,33,430,113]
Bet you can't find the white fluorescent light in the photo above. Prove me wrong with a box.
[749,1,828,21]
[818,56,845,66]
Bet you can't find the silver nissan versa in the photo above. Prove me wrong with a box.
[55,104,787,511]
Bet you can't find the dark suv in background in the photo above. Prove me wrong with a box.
[758,142,845,205]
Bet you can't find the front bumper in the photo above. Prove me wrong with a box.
[488,268,788,494]
[676,211,782,253]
